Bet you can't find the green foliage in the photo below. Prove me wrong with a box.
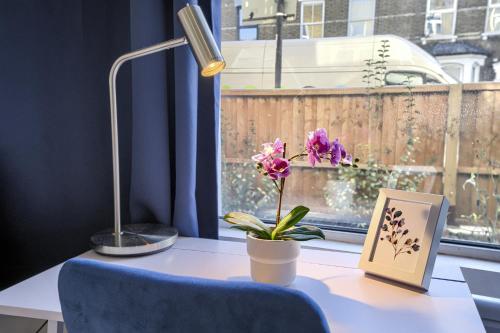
[221,119,275,215]
[362,39,390,89]
[224,206,325,241]
[460,162,499,243]
[458,132,499,243]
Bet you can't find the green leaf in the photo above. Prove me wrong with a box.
[224,212,269,230]
[280,225,325,241]
[280,233,324,241]
[229,225,271,239]
[271,206,310,240]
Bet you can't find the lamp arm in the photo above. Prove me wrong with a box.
[108,36,188,242]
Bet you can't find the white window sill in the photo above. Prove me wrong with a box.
[421,35,457,44]
[481,32,500,39]
[219,226,500,280]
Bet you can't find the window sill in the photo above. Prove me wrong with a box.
[421,35,457,44]
[481,32,500,39]
[219,226,500,278]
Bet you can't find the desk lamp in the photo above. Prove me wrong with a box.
[90,4,225,256]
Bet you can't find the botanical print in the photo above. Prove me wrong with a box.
[379,207,420,260]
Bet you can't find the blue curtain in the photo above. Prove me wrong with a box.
[129,0,220,238]
[0,0,220,289]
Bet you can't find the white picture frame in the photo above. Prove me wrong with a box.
[359,189,449,291]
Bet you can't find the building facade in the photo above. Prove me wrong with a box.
[221,0,500,82]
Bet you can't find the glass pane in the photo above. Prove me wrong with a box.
[492,0,500,5]
[426,11,454,35]
[385,72,424,86]
[302,4,313,23]
[309,24,323,38]
[442,64,463,81]
[350,0,375,21]
[440,12,454,34]
[349,22,365,36]
[220,0,500,248]
[349,20,374,37]
[301,24,323,39]
[429,0,455,10]
[312,3,323,23]
[239,27,258,40]
[486,8,500,33]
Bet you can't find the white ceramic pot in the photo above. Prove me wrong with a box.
[246,233,300,286]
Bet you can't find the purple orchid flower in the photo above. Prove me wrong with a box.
[252,138,284,162]
[306,128,331,166]
[330,138,352,166]
[264,157,291,180]
[330,139,342,166]
[342,153,353,165]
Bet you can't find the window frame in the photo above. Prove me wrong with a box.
[219,0,499,259]
[347,0,376,37]
[425,0,458,40]
[300,0,325,39]
[484,0,500,36]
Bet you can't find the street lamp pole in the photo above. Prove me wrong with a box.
[275,0,285,88]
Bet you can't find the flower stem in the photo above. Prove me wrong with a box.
[288,151,307,161]
[272,180,281,192]
[275,143,287,228]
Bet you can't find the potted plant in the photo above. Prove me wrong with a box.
[224,128,357,285]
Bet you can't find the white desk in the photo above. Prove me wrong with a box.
[0,237,485,333]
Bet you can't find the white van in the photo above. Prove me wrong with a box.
[221,35,456,89]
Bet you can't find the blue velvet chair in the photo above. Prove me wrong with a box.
[58,258,330,333]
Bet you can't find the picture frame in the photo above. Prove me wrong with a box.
[359,188,449,291]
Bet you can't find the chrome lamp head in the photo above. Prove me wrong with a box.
[178,4,225,77]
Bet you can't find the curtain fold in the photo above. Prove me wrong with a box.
[130,0,220,238]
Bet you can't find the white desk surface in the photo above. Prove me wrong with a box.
[0,237,485,333]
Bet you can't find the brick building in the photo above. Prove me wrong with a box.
[221,0,500,82]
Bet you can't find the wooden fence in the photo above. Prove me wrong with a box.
[221,84,500,236]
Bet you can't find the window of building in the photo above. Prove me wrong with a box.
[437,55,486,83]
[485,0,500,34]
[425,0,457,38]
[441,63,463,81]
[300,0,324,39]
[237,5,258,41]
[348,0,376,37]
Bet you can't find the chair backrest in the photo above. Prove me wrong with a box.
[58,258,330,333]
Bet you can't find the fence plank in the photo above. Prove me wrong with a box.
[443,85,462,206]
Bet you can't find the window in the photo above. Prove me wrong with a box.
[348,0,376,37]
[437,55,486,83]
[441,63,463,81]
[385,72,424,86]
[220,0,500,250]
[472,63,480,82]
[485,0,500,34]
[237,5,258,40]
[300,1,324,39]
[425,0,457,38]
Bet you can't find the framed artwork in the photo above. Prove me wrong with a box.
[359,189,449,290]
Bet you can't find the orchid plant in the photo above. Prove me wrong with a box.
[224,128,358,241]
